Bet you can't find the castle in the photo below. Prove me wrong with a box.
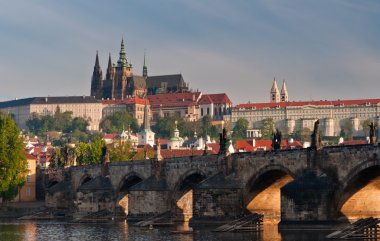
[90,38,190,100]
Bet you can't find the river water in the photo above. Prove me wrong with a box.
[0,221,335,241]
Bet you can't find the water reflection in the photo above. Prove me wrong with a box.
[0,221,333,241]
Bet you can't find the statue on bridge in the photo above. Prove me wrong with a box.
[369,122,377,144]
[272,128,282,151]
[311,119,322,150]
[219,127,229,155]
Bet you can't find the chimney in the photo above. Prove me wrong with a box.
[252,138,256,147]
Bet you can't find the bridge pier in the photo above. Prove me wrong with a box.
[127,177,170,221]
[280,170,337,224]
[192,172,244,223]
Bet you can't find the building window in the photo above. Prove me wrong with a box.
[201,108,204,116]
[207,108,210,115]
[26,187,31,196]
[26,175,31,183]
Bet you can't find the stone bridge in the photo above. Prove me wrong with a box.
[46,144,380,223]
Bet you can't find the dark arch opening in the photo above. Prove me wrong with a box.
[81,176,92,186]
[174,172,206,222]
[117,174,143,218]
[47,180,59,189]
[245,169,294,223]
[120,175,143,193]
[339,165,380,221]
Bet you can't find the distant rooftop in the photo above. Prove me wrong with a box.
[0,96,100,108]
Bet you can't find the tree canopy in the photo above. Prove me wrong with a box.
[26,107,89,136]
[231,118,249,142]
[152,114,218,140]
[0,114,28,201]
[340,119,354,141]
[75,138,106,165]
[260,118,274,140]
[100,111,138,134]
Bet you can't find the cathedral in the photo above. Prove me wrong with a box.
[91,38,190,100]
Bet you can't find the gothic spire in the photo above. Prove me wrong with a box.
[117,37,128,67]
[280,79,289,102]
[271,77,279,93]
[143,98,150,130]
[95,50,100,68]
[143,50,148,78]
[270,77,280,103]
[107,53,112,69]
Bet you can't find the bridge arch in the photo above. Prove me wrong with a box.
[77,174,93,190]
[116,172,144,218]
[337,159,380,220]
[172,169,207,222]
[244,164,296,222]
[117,172,144,193]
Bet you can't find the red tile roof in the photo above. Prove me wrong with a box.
[235,139,291,152]
[148,92,201,108]
[160,149,205,158]
[25,153,36,159]
[340,140,368,145]
[103,133,119,139]
[235,98,380,110]
[205,94,232,105]
[102,96,148,105]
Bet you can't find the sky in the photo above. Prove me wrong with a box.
[0,0,379,104]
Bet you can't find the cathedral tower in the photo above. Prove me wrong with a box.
[270,78,280,103]
[114,37,133,99]
[90,51,103,99]
[280,79,289,102]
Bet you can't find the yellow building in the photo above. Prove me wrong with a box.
[0,96,103,131]
[14,154,37,202]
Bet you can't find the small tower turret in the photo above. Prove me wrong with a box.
[142,51,148,78]
[280,79,289,102]
[117,37,128,67]
[270,78,280,103]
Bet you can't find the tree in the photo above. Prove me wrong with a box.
[0,115,28,201]
[100,111,138,133]
[109,140,133,162]
[231,118,249,142]
[153,114,180,138]
[340,119,353,141]
[361,118,373,137]
[200,115,218,139]
[292,127,312,142]
[260,118,274,140]
[75,138,106,165]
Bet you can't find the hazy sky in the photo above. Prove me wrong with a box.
[0,0,379,104]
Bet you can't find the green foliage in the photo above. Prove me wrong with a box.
[49,148,65,168]
[340,119,353,141]
[292,127,312,142]
[26,108,89,136]
[153,114,180,138]
[260,118,274,140]
[109,140,133,162]
[361,118,373,137]
[199,115,219,139]
[75,138,106,165]
[231,118,249,142]
[100,111,138,133]
[152,114,202,139]
[0,114,28,201]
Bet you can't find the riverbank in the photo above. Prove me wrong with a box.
[0,202,54,220]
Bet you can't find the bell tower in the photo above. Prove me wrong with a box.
[270,78,280,103]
